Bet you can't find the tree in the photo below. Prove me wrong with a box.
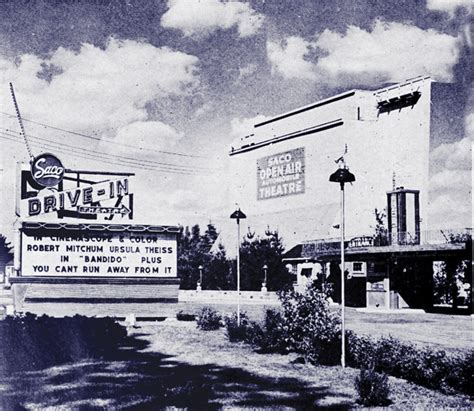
[239,229,292,291]
[205,242,235,290]
[433,233,472,309]
[201,224,218,251]
[373,208,389,246]
[0,234,13,268]
[177,223,232,290]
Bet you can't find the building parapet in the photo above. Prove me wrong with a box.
[300,228,472,259]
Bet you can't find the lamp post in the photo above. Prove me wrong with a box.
[230,207,246,326]
[262,264,268,292]
[197,265,203,291]
[329,159,355,369]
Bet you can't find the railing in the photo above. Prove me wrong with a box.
[301,228,472,257]
[302,238,344,257]
[418,228,472,245]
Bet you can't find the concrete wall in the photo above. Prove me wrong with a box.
[179,290,279,304]
[10,277,180,317]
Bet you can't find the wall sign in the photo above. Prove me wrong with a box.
[21,226,177,277]
[31,153,65,187]
[20,177,130,217]
[257,147,305,200]
[371,282,385,291]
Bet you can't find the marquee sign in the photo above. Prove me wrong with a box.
[21,177,130,217]
[77,204,131,216]
[17,162,134,220]
[31,153,65,187]
[10,147,180,315]
[21,223,178,277]
[257,147,305,200]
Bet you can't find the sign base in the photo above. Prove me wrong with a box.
[10,276,180,318]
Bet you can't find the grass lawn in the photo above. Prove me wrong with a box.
[1,318,472,409]
[142,320,473,409]
[344,309,473,353]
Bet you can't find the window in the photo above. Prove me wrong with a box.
[353,262,363,272]
[300,268,313,278]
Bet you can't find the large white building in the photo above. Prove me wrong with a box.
[225,76,432,250]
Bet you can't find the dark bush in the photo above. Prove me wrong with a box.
[355,368,390,406]
[457,350,474,396]
[0,313,127,375]
[225,309,290,354]
[347,332,473,396]
[196,307,222,330]
[224,312,255,342]
[176,311,196,321]
[252,308,289,354]
[278,283,341,364]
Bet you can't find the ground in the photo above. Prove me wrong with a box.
[177,301,472,352]
[344,308,472,353]
[0,311,472,409]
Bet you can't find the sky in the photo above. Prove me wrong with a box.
[0,0,472,243]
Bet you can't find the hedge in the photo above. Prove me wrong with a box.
[0,313,127,374]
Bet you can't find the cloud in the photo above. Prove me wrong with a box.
[267,20,461,85]
[430,168,471,191]
[267,36,317,81]
[230,114,272,140]
[428,138,472,228]
[1,38,200,133]
[194,103,213,118]
[466,113,474,137]
[426,0,473,16]
[132,148,230,226]
[238,63,258,80]
[316,20,460,85]
[428,193,472,227]
[107,120,184,159]
[161,0,264,38]
[431,137,472,171]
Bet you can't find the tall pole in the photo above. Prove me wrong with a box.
[329,153,355,369]
[237,217,241,326]
[13,220,21,277]
[230,207,246,327]
[340,183,346,369]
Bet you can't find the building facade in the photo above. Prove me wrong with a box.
[225,76,473,311]
[227,76,432,249]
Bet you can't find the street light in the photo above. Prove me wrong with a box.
[197,265,203,291]
[329,158,355,369]
[230,207,246,326]
[262,264,268,292]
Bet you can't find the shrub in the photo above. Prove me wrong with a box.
[355,368,390,406]
[274,282,473,395]
[176,311,196,321]
[278,283,341,364]
[252,308,289,354]
[347,332,473,396]
[0,314,127,375]
[196,307,222,330]
[224,312,255,342]
[225,309,290,354]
